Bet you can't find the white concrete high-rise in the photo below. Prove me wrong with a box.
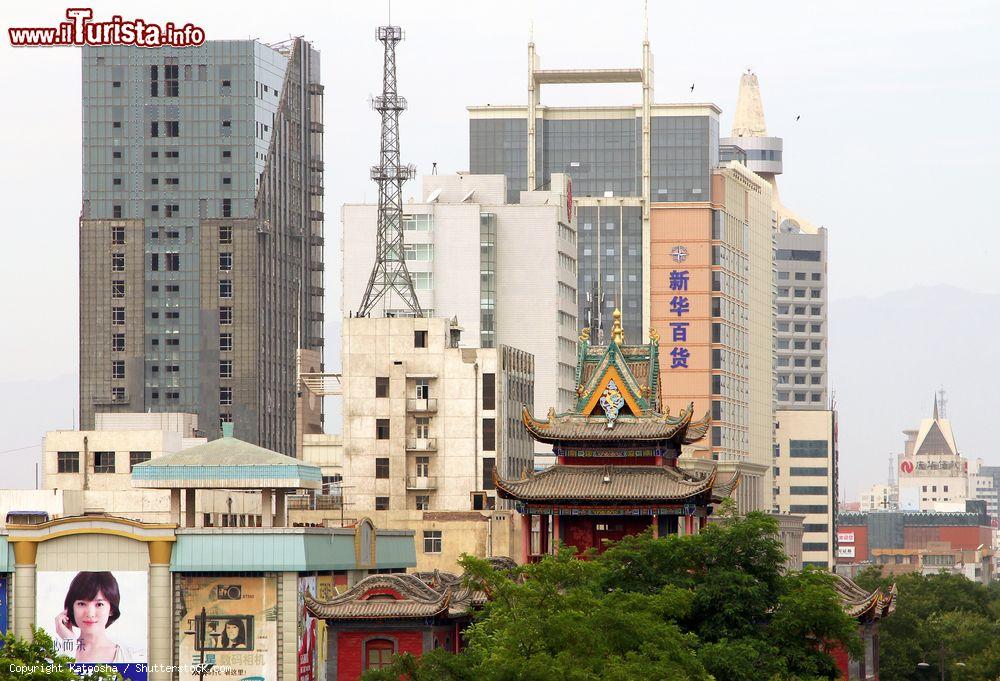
[343,173,579,444]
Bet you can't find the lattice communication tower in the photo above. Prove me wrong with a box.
[357,25,422,317]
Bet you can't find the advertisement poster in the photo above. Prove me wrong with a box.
[297,577,317,681]
[36,571,149,681]
[178,576,277,681]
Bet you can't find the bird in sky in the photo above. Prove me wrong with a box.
[796,115,801,121]
[690,83,695,92]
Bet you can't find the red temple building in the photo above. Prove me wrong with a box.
[495,310,738,560]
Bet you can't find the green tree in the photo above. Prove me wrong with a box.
[364,512,863,681]
[0,628,120,681]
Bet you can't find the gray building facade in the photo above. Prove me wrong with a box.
[79,39,324,454]
[774,226,828,408]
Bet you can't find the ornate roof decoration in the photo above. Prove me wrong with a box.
[521,404,705,445]
[832,574,896,623]
[304,565,504,620]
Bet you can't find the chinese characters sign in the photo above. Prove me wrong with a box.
[668,266,690,369]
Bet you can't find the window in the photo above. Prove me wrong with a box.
[113,205,122,218]
[811,324,822,333]
[220,387,233,405]
[111,307,125,325]
[219,280,233,298]
[111,253,125,271]
[94,451,116,474]
[812,273,822,281]
[150,253,160,271]
[811,289,822,299]
[415,456,429,478]
[166,284,180,293]
[129,451,151,471]
[794,272,806,281]
[375,376,389,398]
[220,360,233,378]
[164,204,179,218]
[802,542,829,552]
[375,496,390,511]
[111,360,125,379]
[789,505,828,514]
[375,457,390,479]
[165,177,179,186]
[220,307,232,325]
[111,386,125,402]
[415,417,430,439]
[219,225,233,243]
[222,176,231,185]
[794,288,806,298]
[423,530,442,553]
[219,252,233,271]
[811,306,822,315]
[376,419,390,440]
[790,486,828,495]
[365,639,395,670]
[166,338,179,346]
[414,378,430,400]
[57,451,80,474]
[111,226,125,244]
[482,373,495,410]
[220,333,233,352]
[414,330,427,348]
[164,64,179,96]
[415,495,430,511]
[151,121,159,137]
[166,150,179,159]
[165,121,179,137]
[222,198,232,217]
[802,523,829,533]
[790,467,828,476]
[222,149,231,160]
[482,418,496,451]
[811,341,822,350]
[483,457,496,490]
[112,333,125,352]
[789,440,828,458]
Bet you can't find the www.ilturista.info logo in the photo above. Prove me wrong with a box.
[9,8,206,47]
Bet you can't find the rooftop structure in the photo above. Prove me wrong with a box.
[897,395,969,511]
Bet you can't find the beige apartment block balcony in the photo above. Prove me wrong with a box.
[406,398,438,413]
[405,476,438,490]
[406,437,437,451]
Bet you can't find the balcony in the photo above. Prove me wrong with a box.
[406,438,437,451]
[405,476,437,490]
[287,494,343,511]
[406,398,438,413]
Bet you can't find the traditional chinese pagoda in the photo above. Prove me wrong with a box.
[495,309,738,560]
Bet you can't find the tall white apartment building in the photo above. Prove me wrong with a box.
[340,317,534,513]
[342,173,578,443]
[773,409,837,568]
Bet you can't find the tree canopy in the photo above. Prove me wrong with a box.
[854,566,1000,680]
[0,628,121,681]
[363,511,862,681]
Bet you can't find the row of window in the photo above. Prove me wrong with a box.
[777,356,824,368]
[777,374,824,386]
[374,418,496,451]
[57,450,150,474]
[778,304,822,316]
[777,391,825,404]
[777,287,823,299]
[777,271,822,281]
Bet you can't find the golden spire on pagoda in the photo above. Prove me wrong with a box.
[610,308,626,345]
[579,326,590,342]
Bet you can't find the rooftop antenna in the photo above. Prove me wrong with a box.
[356,22,422,318]
[937,386,948,418]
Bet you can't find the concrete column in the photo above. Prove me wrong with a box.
[185,488,196,528]
[147,541,174,681]
[280,572,298,680]
[170,489,181,525]
[519,513,531,564]
[274,490,287,528]
[262,489,273,528]
[12,542,38,638]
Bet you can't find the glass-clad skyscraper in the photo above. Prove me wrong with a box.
[79,39,324,453]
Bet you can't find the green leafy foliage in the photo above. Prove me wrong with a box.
[853,566,1000,680]
[363,512,862,681]
[0,628,121,681]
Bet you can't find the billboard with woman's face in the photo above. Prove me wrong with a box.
[36,571,148,681]
[177,576,277,681]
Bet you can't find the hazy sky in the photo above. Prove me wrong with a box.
[1,1,998,493]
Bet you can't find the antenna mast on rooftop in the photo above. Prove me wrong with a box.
[937,386,948,418]
[356,25,422,318]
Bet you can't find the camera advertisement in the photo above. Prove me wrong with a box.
[177,576,277,681]
[35,571,149,681]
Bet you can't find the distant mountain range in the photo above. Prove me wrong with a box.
[830,286,1000,499]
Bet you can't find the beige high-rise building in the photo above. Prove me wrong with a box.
[774,409,837,568]
[340,316,534,514]
[653,162,775,512]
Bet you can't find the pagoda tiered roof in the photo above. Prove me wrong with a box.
[522,405,711,445]
[495,465,739,504]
